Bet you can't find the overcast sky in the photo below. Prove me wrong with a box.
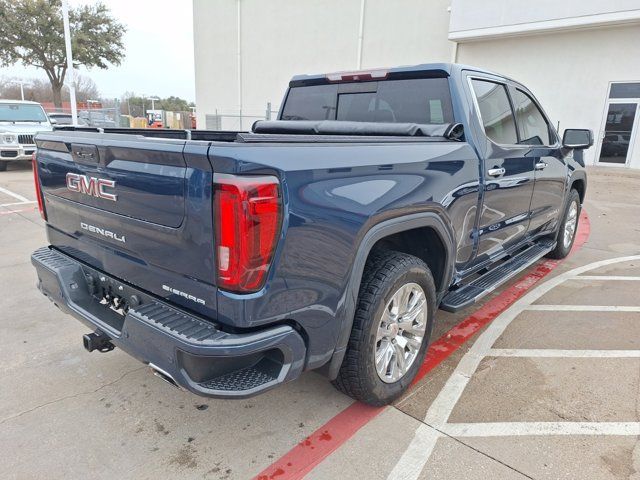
[1,0,196,101]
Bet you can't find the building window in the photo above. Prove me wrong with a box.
[609,83,640,99]
[471,79,518,145]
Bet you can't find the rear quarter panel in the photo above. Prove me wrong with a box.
[209,140,480,367]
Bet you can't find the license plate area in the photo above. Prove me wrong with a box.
[98,291,129,317]
[76,264,151,333]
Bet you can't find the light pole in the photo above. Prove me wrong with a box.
[7,80,32,100]
[148,96,160,110]
[61,0,77,123]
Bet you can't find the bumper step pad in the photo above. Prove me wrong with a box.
[440,240,555,313]
[199,366,277,392]
[130,302,224,344]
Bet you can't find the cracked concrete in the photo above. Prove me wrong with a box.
[0,367,145,426]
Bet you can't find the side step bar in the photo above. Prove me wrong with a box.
[440,240,555,313]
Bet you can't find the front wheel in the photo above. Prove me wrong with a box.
[0,162,7,172]
[332,251,436,406]
[546,189,581,259]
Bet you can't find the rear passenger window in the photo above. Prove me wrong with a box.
[513,89,551,145]
[471,79,518,145]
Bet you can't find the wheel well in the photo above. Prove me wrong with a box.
[369,227,447,292]
[571,179,586,203]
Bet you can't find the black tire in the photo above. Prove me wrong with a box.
[332,251,436,406]
[0,162,7,172]
[546,189,581,259]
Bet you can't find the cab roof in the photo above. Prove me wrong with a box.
[0,99,43,105]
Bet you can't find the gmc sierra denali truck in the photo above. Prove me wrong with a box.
[31,63,592,405]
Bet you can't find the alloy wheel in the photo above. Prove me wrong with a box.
[374,282,428,383]
[563,200,579,249]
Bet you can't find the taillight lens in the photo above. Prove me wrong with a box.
[32,152,46,220]
[214,174,281,293]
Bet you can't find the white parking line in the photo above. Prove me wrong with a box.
[387,255,640,480]
[387,424,440,480]
[0,201,36,208]
[488,348,640,358]
[443,422,640,437]
[527,305,640,312]
[575,276,640,281]
[0,186,31,203]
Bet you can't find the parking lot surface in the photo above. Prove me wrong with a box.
[1,164,639,479]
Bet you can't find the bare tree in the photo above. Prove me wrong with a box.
[0,74,101,105]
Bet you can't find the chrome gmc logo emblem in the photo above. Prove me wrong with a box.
[66,173,117,202]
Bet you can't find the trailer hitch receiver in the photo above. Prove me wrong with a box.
[83,330,115,353]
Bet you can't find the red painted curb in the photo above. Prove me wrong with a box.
[256,402,383,480]
[255,211,590,480]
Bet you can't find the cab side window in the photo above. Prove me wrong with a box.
[513,89,551,145]
[471,79,518,145]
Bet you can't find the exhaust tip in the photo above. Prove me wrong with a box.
[149,363,182,390]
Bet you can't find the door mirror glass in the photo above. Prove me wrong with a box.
[562,129,593,149]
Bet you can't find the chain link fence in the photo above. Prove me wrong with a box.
[45,104,194,129]
[205,103,279,131]
[45,105,120,128]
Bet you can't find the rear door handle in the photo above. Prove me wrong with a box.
[487,167,506,177]
[535,161,548,170]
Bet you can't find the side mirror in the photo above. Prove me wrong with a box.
[562,129,593,150]
[49,118,57,125]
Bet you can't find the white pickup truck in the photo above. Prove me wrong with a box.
[0,100,53,171]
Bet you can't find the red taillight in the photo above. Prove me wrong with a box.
[214,174,281,293]
[32,153,46,220]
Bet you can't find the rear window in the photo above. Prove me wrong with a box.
[281,78,454,124]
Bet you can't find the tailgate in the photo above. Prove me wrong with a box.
[34,131,217,316]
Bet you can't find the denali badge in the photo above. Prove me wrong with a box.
[66,173,117,201]
[162,284,206,305]
[80,222,126,243]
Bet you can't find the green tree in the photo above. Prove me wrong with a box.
[0,0,125,108]
[122,94,194,117]
[157,96,193,112]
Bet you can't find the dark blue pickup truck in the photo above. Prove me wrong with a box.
[31,63,592,405]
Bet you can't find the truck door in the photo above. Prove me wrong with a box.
[467,77,536,262]
[509,86,566,237]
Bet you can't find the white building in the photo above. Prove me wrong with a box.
[193,0,640,168]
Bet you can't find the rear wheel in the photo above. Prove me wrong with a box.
[332,251,436,406]
[546,189,581,259]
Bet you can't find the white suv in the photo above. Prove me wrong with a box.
[0,100,53,171]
